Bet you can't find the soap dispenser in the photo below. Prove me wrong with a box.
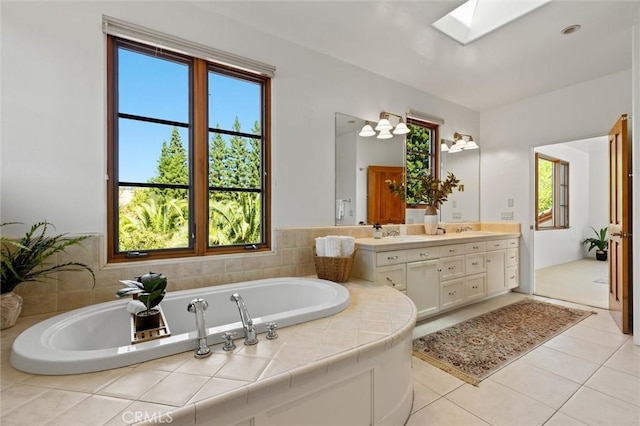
[373,223,383,239]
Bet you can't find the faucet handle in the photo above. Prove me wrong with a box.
[222,331,237,351]
[265,322,278,340]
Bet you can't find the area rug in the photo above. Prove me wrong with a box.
[412,299,595,386]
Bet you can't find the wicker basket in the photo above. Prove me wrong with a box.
[313,251,355,283]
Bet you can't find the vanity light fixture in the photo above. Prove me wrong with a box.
[440,139,450,152]
[359,111,410,139]
[454,132,478,150]
[358,121,376,137]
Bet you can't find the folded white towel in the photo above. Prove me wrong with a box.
[315,237,327,256]
[316,235,355,257]
[335,199,345,220]
[339,236,355,257]
[325,237,342,257]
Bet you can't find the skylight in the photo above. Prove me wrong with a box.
[433,0,551,45]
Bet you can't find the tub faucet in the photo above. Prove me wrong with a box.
[230,293,258,345]
[187,298,212,358]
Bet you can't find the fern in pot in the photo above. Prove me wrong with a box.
[1,221,95,329]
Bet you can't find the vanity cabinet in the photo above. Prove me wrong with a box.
[352,234,520,321]
[406,259,440,318]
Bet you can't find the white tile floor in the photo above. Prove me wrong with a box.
[408,293,639,426]
[535,259,609,309]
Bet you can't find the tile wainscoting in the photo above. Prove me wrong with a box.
[13,222,520,317]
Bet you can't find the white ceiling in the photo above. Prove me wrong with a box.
[194,0,640,111]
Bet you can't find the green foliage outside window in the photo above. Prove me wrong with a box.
[405,124,433,206]
[119,119,262,252]
[537,158,553,214]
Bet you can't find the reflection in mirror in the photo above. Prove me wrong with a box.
[335,113,480,225]
[335,113,404,225]
[439,139,480,222]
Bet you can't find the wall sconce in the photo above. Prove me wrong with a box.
[359,111,410,139]
[447,132,478,153]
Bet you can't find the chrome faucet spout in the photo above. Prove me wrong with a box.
[230,293,258,345]
[187,298,211,358]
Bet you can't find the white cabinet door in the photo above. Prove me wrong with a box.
[486,249,506,294]
[376,264,406,292]
[406,259,440,320]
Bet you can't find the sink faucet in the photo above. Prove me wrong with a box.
[457,226,473,233]
[187,298,212,358]
[230,293,258,345]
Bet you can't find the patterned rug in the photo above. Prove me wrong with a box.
[412,299,595,386]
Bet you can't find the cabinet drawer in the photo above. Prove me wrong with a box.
[465,241,487,254]
[464,274,486,301]
[487,240,507,251]
[507,266,518,289]
[439,244,465,257]
[507,238,519,248]
[376,250,407,267]
[439,256,465,281]
[441,280,464,310]
[376,264,406,291]
[406,246,440,262]
[465,253,486,274]
[507,248,518,266]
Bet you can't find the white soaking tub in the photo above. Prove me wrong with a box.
[10,277,350,375]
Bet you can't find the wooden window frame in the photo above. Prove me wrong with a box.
[535,153,569,230]
[405,118,439,208]
[107,36,271,263]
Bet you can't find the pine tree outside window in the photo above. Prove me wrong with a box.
[107,37,271,262]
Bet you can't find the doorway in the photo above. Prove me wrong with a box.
[532,136,609,309]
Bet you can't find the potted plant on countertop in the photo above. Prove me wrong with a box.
[582,226,609,261]
[117,272,168,333]
[0,221,95,329]
[386,171,464,235]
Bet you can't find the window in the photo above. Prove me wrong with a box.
[405,118,439,206]
[107,37,271,261]
[535,153,569,229]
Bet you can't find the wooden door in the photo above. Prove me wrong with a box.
[367,166,405,224]
[608,114,632,334]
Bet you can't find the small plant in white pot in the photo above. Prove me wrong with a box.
[117,272,168,331]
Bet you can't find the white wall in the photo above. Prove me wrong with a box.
[1,1,478,242]
[533,144,590,270]
[480,69,632,294]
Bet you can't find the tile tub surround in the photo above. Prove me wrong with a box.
[10,223,518,318]
[0,282,416,425]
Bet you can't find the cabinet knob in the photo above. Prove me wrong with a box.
[487,259,491,263]
[387,255,399,260]
[448,266,455,270]
[420,252,429,257]
[472,262,478,266]
[448,291,457,296]
[386,277,396,286]
[472,285,478,289]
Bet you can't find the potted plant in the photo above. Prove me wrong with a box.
[582,226,609,261]
[1,221,95,329]
[386,172,464,234]
[117,272,168,331]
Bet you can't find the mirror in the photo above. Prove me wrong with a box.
[335,113,480,225]
[438,142,480,223]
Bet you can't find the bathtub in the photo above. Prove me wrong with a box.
[10,277,350,375]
